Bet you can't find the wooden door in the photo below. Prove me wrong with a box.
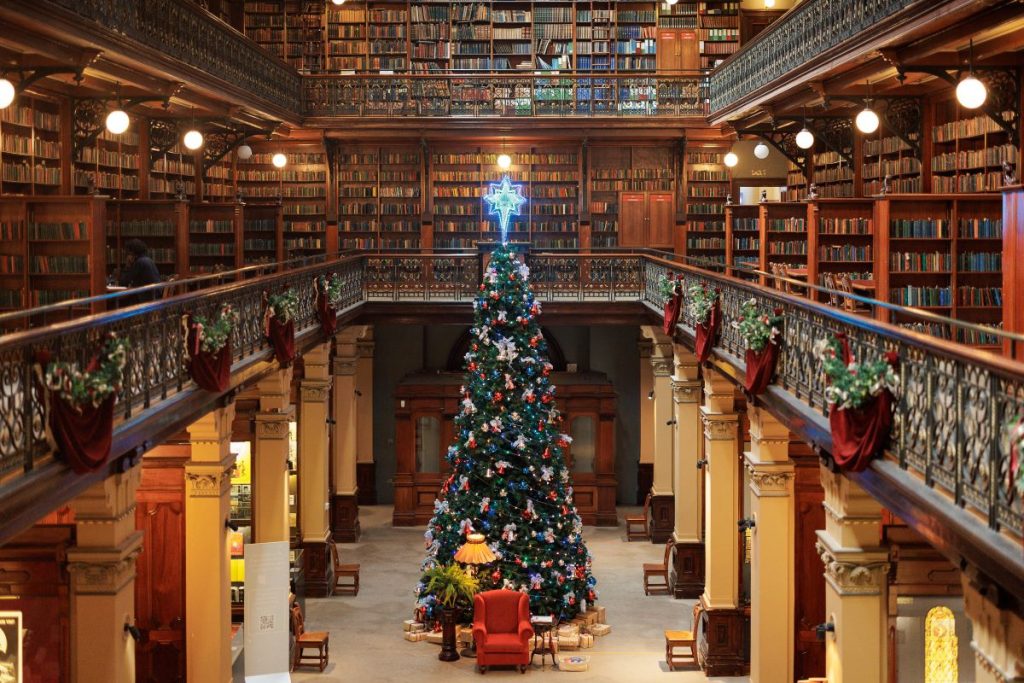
[656,29,682,72]
[619,192,647,247]
[794,459,826,679]
[678,29,699,70]
[648,193,674,247]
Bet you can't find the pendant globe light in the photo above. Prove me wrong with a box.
[724,150,739,167]
[496,153,512,170]
[956,40,987,110]
[330,0,345,4]
[0,78,16,110]
[106,109,130,135]
[237,140,253,160]
[753,141,770,159]
[795,125,815,149]
[183,108,204,150]
[272,153,288,169]
[855,103,880,134]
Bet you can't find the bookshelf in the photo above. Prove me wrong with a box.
[683,146,726,265]
[0,95,63,196]
[615,3,657,72]
[724,203,758,280]
[368,3,409,71]
[591,145,673,249]
[431,147,484,250]
[811,150,854,198]
[784,159,808,202]
[931,101,1018,194]
[335,144,423,250]
[760,202,808,286]
[242,202,285,265]
[326,2,368,71]
[106,200,189,280]
[203,156,236,203]
[150,141,197,201]
[697,1,740,71]
[862,131,922,196]
[244,1,287,62]
[523,147,579,249]
[337,145,380,249]
[0,196,107,314]
[188,202,243,274]
[74,128,141,200]
[411,1,453,73]
[809,198,875,303]
[875,194,1003,348]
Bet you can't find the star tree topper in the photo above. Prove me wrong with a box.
[484,174,527,244]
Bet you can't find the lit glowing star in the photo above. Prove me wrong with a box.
[484,174,527,243]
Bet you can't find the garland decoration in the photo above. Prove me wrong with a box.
[183,304,237,392]
[264,289,297,365]
[314,273,343,336]
[999,415,1024,495]
[34,334,129,473]
[191,304,238,355]
[689,283,721,364]
[733,298,783,395]
[660,274,683,335]
[814,333,899,472]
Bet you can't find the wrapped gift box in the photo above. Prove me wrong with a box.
[580,611,599,627]
[590,623,611,637]
[557,624,580,639]
[588,606,606,624]
[558,655,591,672]
[404,631,429,642]
[579,633,594,649]
[404,619,425,633]
[557,635,581,650]
[457,626,474,645]
[426,631,444,645]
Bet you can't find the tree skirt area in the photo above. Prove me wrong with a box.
[234,505,748,682]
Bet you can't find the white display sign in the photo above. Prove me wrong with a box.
[244,542,291,682]
[0,612,23,683]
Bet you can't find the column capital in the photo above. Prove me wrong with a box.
[815,535,890,596]
[703,370,735,413]
[671,379,702,404]
[651,357,674,377]
[357,339,375,357]
[638,338,653,359]
[333,355,358,376]
[255,409,294,439]
[701,409,738,441]
[745,457,795,497]
[67,532,144,595]
[300,378,332,403]
[185,460,233,498]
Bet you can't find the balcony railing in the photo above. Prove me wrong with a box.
[40,0,302,112]
[709,0,925,116]
[303,73,708,119]
[0,251,1021,579]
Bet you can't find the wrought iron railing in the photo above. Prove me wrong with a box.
[39,0,302,112]
[303,73,708,118]
[709,0,927,116]
[0,250,1020,547]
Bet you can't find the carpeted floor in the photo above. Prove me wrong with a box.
[233,505,748,682]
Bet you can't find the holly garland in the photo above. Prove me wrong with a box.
[687,283,719,325]
[657,274,681,300]
[267,290,298,323]
[732,298,783,352]
[191,303,238,355]
[814,336,899,410]
[1000,414,1024,494]
[318,273,345,308]
[43,335,129,410]
[416,245,597,624]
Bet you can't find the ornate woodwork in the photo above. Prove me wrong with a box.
[330,494,360,543]
[697,596,749,677]
[356,462,377,506]
[301,540,334,599]
[649,493,675,544]
[670,541,705,599]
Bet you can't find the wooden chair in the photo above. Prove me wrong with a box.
[837,274,871,315]
[822,272,841,307]
[625,493,651,541]
[330,541,360,596]
[664,602,703,671]
[643,539,674,595]
[770,263,786,291]
[290,604,329,672]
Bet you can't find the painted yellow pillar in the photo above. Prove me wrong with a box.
[746,406,795,683]
[331,327,361,541]
[649,335,675,543]
[817,465,889,683]
[254,367,294,544]
[671,343,703,598]
[638,338,654,474]
[67,466,144,683]
[186,403,235,683]
[962,574,1024,683]
[356,328,374,470]
[300,342,334,596]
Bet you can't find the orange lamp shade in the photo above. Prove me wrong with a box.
[454,533,497,565]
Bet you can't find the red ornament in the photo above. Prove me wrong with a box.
[569,596,576,606]
[548,490,557,500]
[468,438,477,448]
[557,575,565,585]
[494,391,503,402]
[530,336,539,347]
[482,302,488,310]
[490,291,499,300]
[469,362,477,371]
[492,570,502,582]
[526,393,536,404]
[472,344,479,351]
[543,448,551,459]
[543,367,551,377]
[541,393,552,404]
[509,273,516,281]
[479,373,486,381]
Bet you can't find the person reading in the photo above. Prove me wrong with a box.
[118,239,161,303]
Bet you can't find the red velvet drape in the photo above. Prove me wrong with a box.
[662,286,682,336]
[744,343,779,396]
[828,334,898,472]
[316,290,338,337]
[266,316,296,366]
[185,315,232,392]
[694,299,721,364]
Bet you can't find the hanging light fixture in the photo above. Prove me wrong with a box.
[795,125,815,150]
[497,153,512,170]
[237,139,253,160]
[724,151,739,167]
[666,0,680,5]
[956,39,987,110]
[753,141,770,159]
[855,102,880,134]
[272,152,288,169]
[183,107,204,150]
[330,0,345,4]
[105,83,130,135]
[764,0,776,7]
[0,78,15,110]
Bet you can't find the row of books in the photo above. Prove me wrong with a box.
[819,245,872,262]
[890,218,949,238]
[767,218,806,233]
[820,217,872,235]
[890,286,952,307]
[890,251,952,272]
[959,252,1001,272]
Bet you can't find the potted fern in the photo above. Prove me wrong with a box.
[264,289,298,366]
[420,564,480,662]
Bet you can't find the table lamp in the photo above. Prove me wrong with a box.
[454,533,496,657]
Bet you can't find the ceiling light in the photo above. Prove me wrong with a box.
[272,153,288,169]
[666,0,680,5]
[237,144,253,160]
[724,151,739,167]
[855,105,880,134]
[497,153,512,170]
[795,127,815,149]
[764,0,776,7]
[331,0,345,4]
[105,109,130,135]
[753,142,770,159]
[956,39,987,110]
[183,129,204,150]
[0,79,14,109]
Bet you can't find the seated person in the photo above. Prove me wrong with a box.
[118,238,161,303]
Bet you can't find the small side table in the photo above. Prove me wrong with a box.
[531,616,559,669]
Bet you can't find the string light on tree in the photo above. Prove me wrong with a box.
[484,174,527,244]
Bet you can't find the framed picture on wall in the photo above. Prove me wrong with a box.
[0,611,22,683]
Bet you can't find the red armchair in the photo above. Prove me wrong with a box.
[472,589,534,674]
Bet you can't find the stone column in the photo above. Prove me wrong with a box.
[299,342,334,597]
[745,406,795,683]
[698,369,745,676]
[637,338,655,505]
[355,328,376,505]
[962,574,1024,683]
[650,337,675,543]
[67,467,144,683]
[186,404,236,683]
[331,328,360,541]
[670,343,704,598]
[254,367,294,544]
[816,465,889,683]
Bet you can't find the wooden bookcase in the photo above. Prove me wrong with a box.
[697,1,740,70]
[811,150,854,198]
[242,202,285,265]
[74,128,141,200]
[0,95,63,196]
[760,201,809,284]
[106,199,189,280]
[336,145,380,249]
[150,141,197,201]
[862,131,922,196]
[202,155,236,203]
[431,147,484,250]
[591,144,673,250]
[411,1,453,73]
[931,99,1018,194]
[188,202,243,274]
[784,159,808,202]
[335,144,423,250]
[683,145,726,265]
[244,0,287,63]
[808,198,875,301]
[724,203,758,280]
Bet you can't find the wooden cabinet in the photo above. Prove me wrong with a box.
[619,192,674,248]
[656,28,700,72]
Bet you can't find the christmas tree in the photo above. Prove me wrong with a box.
[416,244,597,622]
